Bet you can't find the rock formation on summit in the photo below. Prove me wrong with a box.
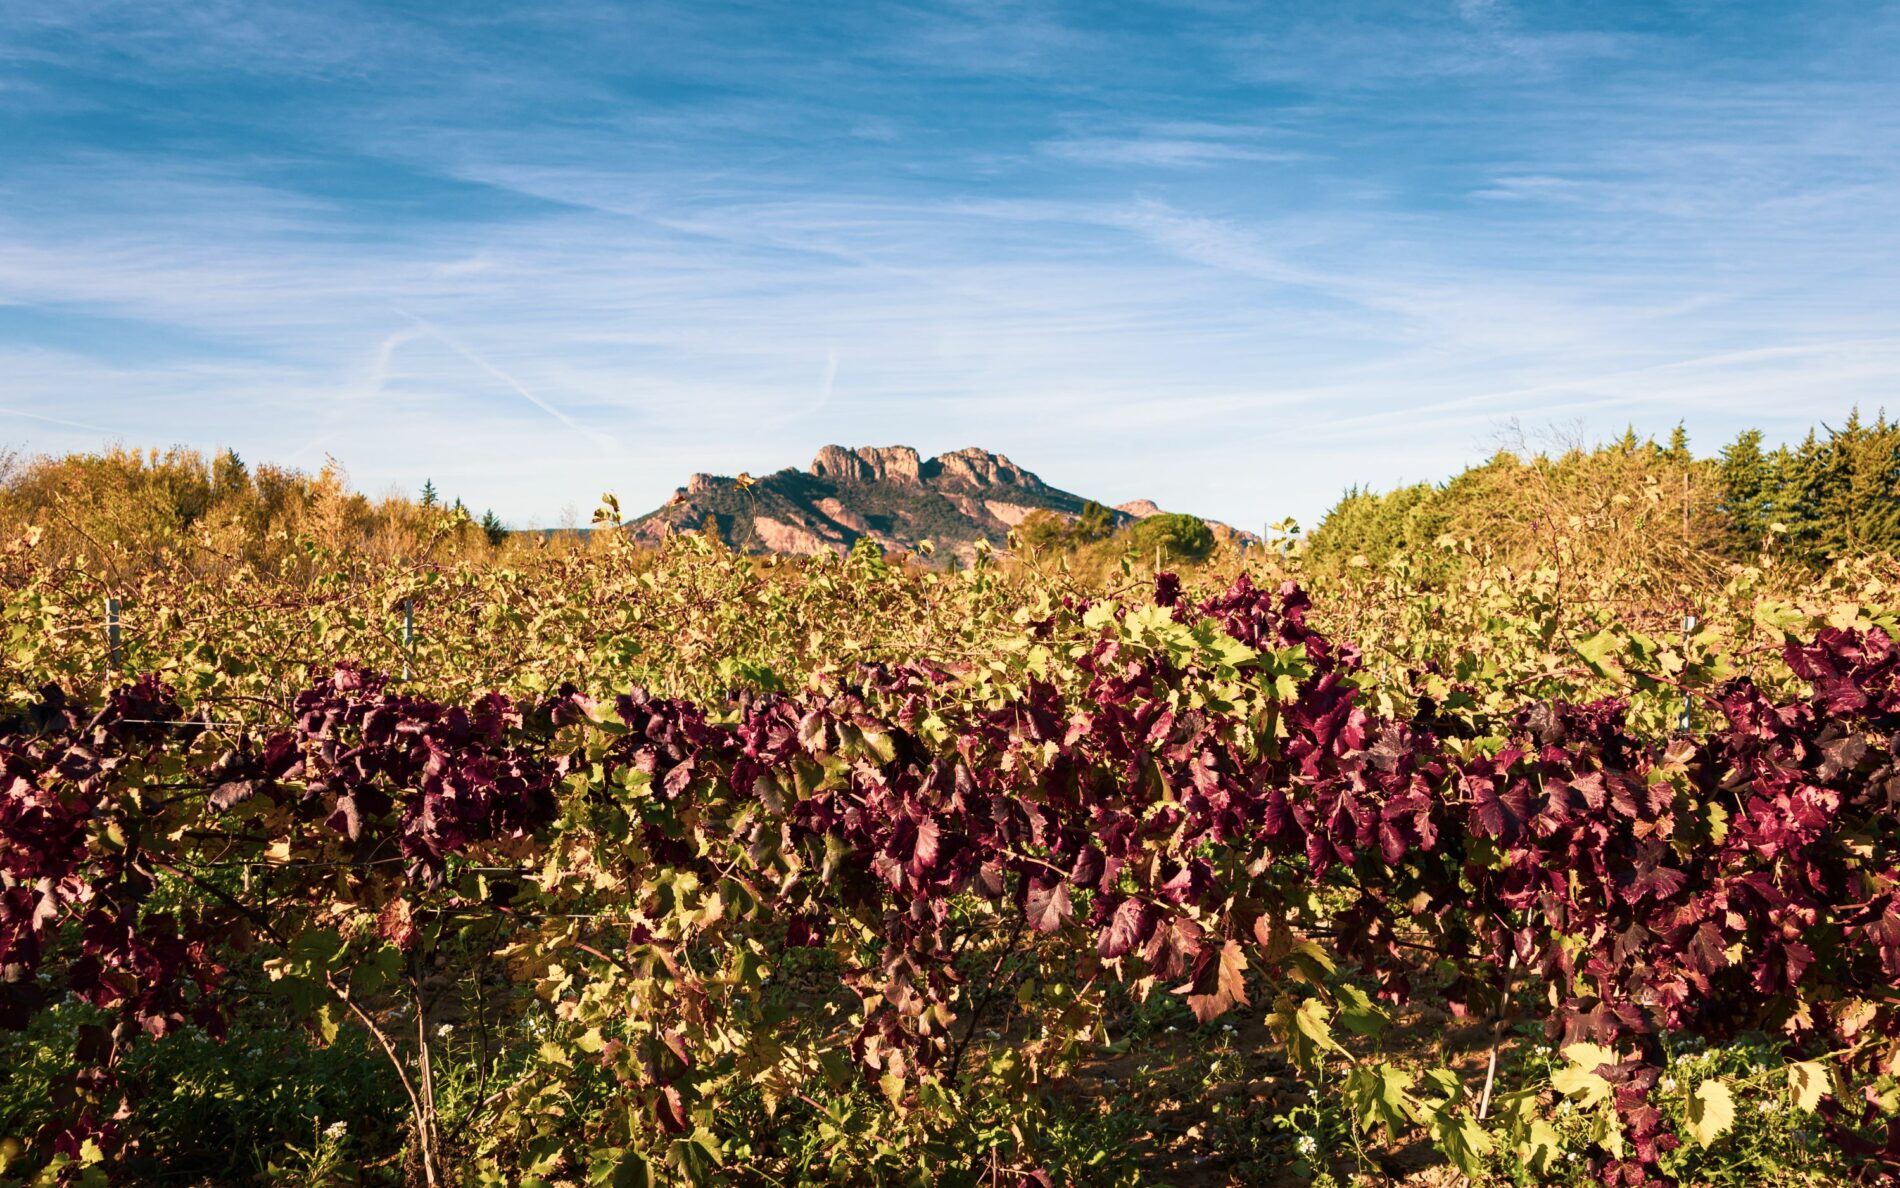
[629,444,1123,559]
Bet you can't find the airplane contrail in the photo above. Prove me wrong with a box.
[0,405,115,434]
[392,310,619,451]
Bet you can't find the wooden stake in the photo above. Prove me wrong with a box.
[104,597,123,675]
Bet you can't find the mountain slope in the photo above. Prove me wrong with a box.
[629,445,1130,559]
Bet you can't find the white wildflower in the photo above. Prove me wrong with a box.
[437,1022,454,1038]
[1296,1136,1318,1157]
[1660,1076,1677,1092]
[324,1121,348,1140]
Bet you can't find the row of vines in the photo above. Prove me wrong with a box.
[5,523,1900,1185]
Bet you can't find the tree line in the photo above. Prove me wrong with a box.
[0,445,509,572]
[1307,411,1900,572]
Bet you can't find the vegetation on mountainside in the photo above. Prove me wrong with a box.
[1014,501,1118,553]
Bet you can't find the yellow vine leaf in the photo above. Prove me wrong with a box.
[1788,1061,1832,1113]
[1552,1042,1616,1109]
[1687,1078,1735,1148]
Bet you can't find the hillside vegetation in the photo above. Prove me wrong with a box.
[0,446,512,577]
[1305,416,1900,579]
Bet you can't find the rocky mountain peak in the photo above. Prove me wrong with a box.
[635,444,1228,560]
[810,444,923,485]
[807,444,1042,491]
[929,447,1032,491]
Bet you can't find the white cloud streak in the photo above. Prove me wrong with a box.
[0,1,1895,529]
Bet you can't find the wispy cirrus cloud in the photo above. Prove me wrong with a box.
[0,0,1896,527]
[1038,117,1302,169]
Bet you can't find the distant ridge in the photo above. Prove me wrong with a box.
[628,445,1256,560]
[628,445,1126,560]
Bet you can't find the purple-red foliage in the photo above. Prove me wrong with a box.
[7,593,1900,1179]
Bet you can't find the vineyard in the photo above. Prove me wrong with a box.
[5,477,1900,1187]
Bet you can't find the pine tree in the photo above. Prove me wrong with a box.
[1828,410,1900,556]
[210,449,249,504]
[1075,501,1113,543]
[420,479,438,508]
[1779,430,1831,560]
[1307,482,1437,568]
[1716,429,1771,559]
[480,510,507,546]
[1666,424,1690,460]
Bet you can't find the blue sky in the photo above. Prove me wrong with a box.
[2,1,1897,530]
